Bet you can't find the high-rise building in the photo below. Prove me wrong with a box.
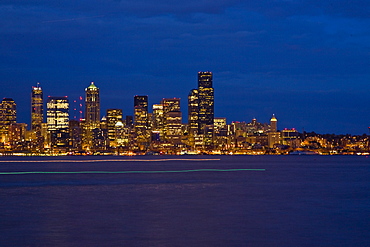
[198,71,214,132]
[85,82,100,129]
[270,114,277,132]
[46,96,69,130]
[161,98,181,143]
[47,96,69,148]
[152,104,164,132]
[68,119,82,150]
[188,89,199,134]
[162,98,180,113]
[214,117,227,132]
[134,95,148,128]
[0,98,16,142]
[31,83,43,132]
[0,98,16,128]
[268,114,279,148]
[106,109,123,141]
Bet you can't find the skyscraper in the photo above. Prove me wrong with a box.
[270,114,277,132]
[268,114,280,148]
[134,95,148,128]
[31,83,43,132]
[47,96,69,148]
[0,98,16,142]
[198,71,214,132]
[106,109,123,142]
[161,98,181,143]
[85,82,100,129]
[152,104,164,131]
[188,89,199,134]
[0,98,16,125]
[46,96,69,130]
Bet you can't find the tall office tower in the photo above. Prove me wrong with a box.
[152,104,164,140]
[46,96,69,130]
[162,98,180,112]
[152,104,164,130]
[85,82,100,129]
[69,119,82,151]
[31,83,43,132]
[106,109,123,141]
[0,98,16,142]
[47,96,69,148]
[134,95,148,128]
[197,71,214,132]
[214,117,227,132]
[270,114,277,132]
[188,89,199,134]
[0,98,17,127]
[161,98,182,143]
[268,114,279,148]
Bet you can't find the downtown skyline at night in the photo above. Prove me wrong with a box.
[0,72,369,156]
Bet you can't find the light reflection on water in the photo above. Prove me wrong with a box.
[0,155,369,246]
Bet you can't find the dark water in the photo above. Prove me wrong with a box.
[0,155,369,246]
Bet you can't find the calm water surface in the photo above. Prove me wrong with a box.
[0,155,369,246]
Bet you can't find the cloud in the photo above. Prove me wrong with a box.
[1,0,370,133]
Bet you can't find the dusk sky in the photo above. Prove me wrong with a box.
[1,0,369,134]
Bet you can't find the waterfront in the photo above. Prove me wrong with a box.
[0,156,369,246]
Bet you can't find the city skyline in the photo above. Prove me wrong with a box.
[0,78,369,155]
[0,73,369,135]
[1,1,370,134]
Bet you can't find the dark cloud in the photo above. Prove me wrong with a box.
[0,0,369,134]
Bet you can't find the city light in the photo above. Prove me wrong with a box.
[0,75,369,156]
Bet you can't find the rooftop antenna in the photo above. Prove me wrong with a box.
[79,96,83,121]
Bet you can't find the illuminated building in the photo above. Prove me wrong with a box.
[198,71,214,132]
[267,114,279,148]
[270,114,277,132]
[161,98,182,143]
[188,89,199,134]
[0,98,17,142]
[214,117,227,132]
[83,82,100,150]
[100,116,107,131]
[92,127,108,151]
[107,109,123,142]
[68,120,82,151]
[0,98,16,127]
[31,83,43,132]
[134,95,148,128]
[134,95,149,150]
[203,125,214,149]
[281,128,300,148]
[85,82,100,129]
[8,123,27,150]
[30,84,44,150]
[41,123,48,148]
[47,96,69,149]
[152,104,164,139]
[47,97,69,130]
[268,132,281,148]
[162,98,180,112]
[114,120,127,146]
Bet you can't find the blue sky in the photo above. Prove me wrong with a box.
[1,0,370,134]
